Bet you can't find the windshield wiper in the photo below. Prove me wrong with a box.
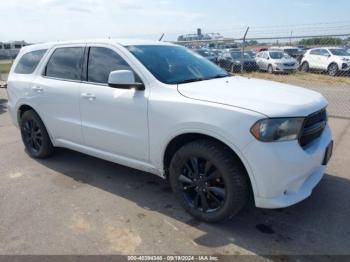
[209,74,230,79]
[175,78,206,84]
[175,74,229,85]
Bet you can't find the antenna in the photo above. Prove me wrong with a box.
[158,33,165,41]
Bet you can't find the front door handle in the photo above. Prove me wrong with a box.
[31,86,44,92]
[81,93,96,101]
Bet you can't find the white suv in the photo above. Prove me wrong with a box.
[255,51,299,73]
[7,39,333,222]
[301,47,350,76]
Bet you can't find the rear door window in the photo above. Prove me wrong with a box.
[14,49,47,74]
[319,49,330,56]
[310,49,320,55]
[45,47,84,81]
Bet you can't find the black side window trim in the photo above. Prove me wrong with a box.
[83,46,144,86]
[43,46,85,82]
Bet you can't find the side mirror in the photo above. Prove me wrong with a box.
[108,70,144,90]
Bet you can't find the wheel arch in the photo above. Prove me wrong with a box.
[17,103,55,144]
[328,62,338,69]
[17,104,36,124]
[162,132,258,199]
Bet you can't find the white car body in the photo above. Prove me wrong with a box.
[7,39,332,209]
[256,51,299,73]
[301,47,350,74]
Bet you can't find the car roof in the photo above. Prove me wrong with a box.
[20,39,176,53]
[309,47,343,50]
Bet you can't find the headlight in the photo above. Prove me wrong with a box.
[341,58,350,62]
[250,118,304,142]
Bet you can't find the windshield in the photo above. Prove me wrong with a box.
[126,45,229,84]
[245,51,256,58]
[231,52,252,60]
[269,52,284,59]
[284,48,299,55]
[329,48,350,56]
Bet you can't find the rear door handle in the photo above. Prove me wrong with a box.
[81,93,96,101]
[31,86,44,92]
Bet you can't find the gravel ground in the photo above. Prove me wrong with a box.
[0,88,350,258]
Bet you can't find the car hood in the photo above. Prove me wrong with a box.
[177,76,327,117]
[272,57,297,63]
[237,59,256,63]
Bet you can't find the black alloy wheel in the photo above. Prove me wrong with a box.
[178,156,226,213]
[20,110,54,158]
[22,118,43,154]
[169,139,249,222]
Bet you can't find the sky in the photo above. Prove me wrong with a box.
[1,0,350,43]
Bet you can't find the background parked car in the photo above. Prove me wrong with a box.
[256,51,299,74]
[301,47,350,76]
[218,50,258,73]
[194,49,218,63]
[245,50,257,59]
[210,49,224,64]
[269,46,304,63]
[256,47,268,53]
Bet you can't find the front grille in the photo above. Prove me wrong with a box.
[283,63,295,67]
[299,109,327,147]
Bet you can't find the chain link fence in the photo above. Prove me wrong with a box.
[171,28,350,119]
[1,26,350,118]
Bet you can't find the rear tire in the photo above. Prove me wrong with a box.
[20,110,54,158]
[169,139,249,223]
[328,63,338,76]
[301,62,309,72]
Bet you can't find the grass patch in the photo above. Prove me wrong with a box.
[240,71,350,88]
[0,63,12,74]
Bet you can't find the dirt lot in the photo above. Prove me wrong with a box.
[242,71,350,88]
[0,88,350,258]
[241,72,350,119]
[0,61,12,73]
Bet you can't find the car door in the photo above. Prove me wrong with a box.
[318,49,331,70]
[80,45,149,161]
[308,49,321,69]
[33,45,85,144]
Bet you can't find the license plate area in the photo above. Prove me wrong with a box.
[322,141,333,166]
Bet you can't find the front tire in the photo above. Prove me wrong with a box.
[20,110,54,158]
[268,65,274,74]
[169,139,249,222]
[328,63,338,76]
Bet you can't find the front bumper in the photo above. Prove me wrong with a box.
[340,62,350,71]
[243,124,332,209]
[274,64,298,72]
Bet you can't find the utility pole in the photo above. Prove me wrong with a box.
[241,27,250,73]
[290,30,293,46]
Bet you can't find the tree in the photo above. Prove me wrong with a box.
[299,37,343,46]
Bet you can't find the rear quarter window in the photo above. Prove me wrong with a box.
[14,49,47,74]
